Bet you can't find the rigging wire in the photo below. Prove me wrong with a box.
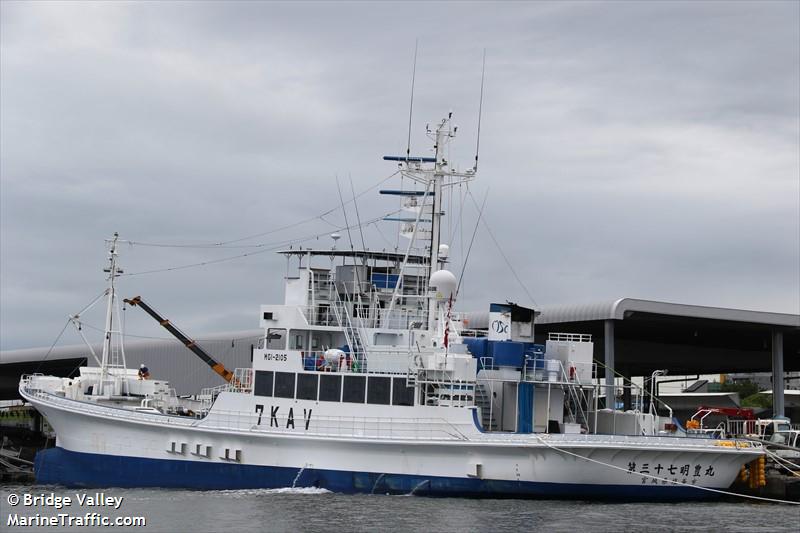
[448,164,453,244]
[466,188,539,308]
[406,39,418,161]
[474,48,486,172]
[459,183,466,295]
[335,175,355,259]
[80,321,264,343]
[350,175,367,253]
[591,355,677,416]
[120,170,400,249]
[373,222,395,249]
[32,290,112,374]
[317,213,340,228]
[762,447,800,475]
[533,435,799,506]
[455,189,488,299]
[73,290,110,318]
[33,318,72,375]
[120,209,401,277]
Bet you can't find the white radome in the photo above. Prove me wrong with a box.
[429,269,457,301]
[323,348,345,365]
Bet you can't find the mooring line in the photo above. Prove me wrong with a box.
[533,435,799,505]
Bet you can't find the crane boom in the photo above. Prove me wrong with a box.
[124,296,236,384]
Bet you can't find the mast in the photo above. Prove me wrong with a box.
[384,112,475,333]
[429,117,448,272]
[98,232,125,394]
[427,116,449,330]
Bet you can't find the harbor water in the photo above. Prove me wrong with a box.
[2,483,797,532]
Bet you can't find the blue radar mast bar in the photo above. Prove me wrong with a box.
[379,189,434,196]
[382,155,436,163]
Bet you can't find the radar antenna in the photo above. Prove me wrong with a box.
[406,39,419,161]
[474,49,486,172]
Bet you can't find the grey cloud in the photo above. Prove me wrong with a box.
[1,1,797,350]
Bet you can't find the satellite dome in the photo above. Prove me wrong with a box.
[429,269,457,301]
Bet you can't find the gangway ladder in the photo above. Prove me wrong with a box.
[330,288,367,369]
[564,384,591,431]
[562,363,591,431]
[474,381,498,431]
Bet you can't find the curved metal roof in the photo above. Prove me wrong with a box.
[278,249,428,265]
[462,299,799,329]
[536,298,800,327]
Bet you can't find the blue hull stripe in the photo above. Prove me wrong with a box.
[35,447,717,501]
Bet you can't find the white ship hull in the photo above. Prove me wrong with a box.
[23,387,760,500]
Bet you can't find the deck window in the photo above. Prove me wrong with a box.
[254,371,274,397]
[296,373,318,401]
[392,377,415,406]
[343,375,366,403]
[274,372,295,399]
[367,376,391,405]
[319,375,342,402]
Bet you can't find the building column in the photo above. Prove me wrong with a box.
[772,330,785,418]
[604,319,615,408]
[621,369,632,411]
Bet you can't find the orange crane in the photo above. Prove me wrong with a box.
[124,296,239,385]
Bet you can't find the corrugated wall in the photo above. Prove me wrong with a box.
[2,329,264,396]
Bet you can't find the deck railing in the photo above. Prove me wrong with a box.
[20,379,472,441]
[298,304,429,330]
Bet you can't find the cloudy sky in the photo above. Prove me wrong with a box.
[1,1,798,351]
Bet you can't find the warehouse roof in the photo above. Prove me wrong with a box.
[536,298,800,328]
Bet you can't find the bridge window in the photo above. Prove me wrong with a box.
[367,376,391,405]
[254,371,273,397]
[319,375,342,402]
[392,377,415,406]
[274,372,295,399]
[343,375,366,403]
[266,328,286,350]
[290,332,306,350]
[296,373,318,401]
[316,305,331,326]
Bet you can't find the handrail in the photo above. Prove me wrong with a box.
[548,332,592,343]
[301,303,429,330]
[20,377,761,449]
[20,382,470,442]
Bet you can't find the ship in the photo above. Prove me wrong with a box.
[20,113,763,499]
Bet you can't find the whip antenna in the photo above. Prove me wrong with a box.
[474,49,486,172]
[406,40,418,161]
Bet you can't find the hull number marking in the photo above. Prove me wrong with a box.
[255,404,312,430]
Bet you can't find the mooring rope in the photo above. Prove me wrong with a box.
[762,447,800,477]
[533,434,799,505]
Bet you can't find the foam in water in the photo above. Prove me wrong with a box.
[217,487,332,497]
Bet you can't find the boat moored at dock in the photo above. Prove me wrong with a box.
[20,114,763,499]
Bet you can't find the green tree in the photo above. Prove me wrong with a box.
[720,380,760,399]
[742,392,772,409]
